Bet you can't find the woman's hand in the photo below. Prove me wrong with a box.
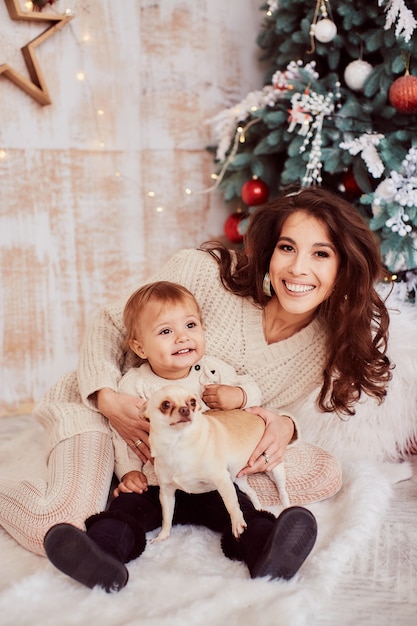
[237,406,295,477]
[113,470,148,497]
[96,388,151,463]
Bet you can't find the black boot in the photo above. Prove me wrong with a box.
[85,509,146,562]
[221,506,317,581]
[44,511,146,593]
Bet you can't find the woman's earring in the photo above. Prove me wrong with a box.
[263,272,274,297]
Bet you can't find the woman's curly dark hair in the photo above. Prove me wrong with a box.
[201,186,393,416]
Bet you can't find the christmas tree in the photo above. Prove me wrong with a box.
[208,0,417,299]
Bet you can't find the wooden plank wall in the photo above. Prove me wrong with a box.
[0,0,264,415]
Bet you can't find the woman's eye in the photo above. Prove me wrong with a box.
[315,250,330,258]
[278,244,294,252]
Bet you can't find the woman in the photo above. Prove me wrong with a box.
[0,187,408,572]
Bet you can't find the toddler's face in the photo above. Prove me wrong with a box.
[133,298,206,379]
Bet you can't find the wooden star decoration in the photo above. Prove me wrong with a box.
[0,0,73,105]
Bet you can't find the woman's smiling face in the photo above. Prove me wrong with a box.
[268,210,340,317]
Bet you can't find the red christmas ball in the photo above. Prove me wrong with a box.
[388,74,417,114]
[241,178,269,206]
[224,211,247,244]
[341,169,362,199]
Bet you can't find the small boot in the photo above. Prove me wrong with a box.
[221,506,317,581]
[85,510,146,562]
[44,510,146,593]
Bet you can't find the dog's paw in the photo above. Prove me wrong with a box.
[151,530,170,543]
[231,518,247,538]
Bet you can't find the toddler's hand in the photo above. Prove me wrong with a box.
[113,470,148,497]
[202,384,246,410]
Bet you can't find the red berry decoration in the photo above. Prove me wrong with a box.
[388,74,417,114]
[224,211,247,244]
[241,177,269,206]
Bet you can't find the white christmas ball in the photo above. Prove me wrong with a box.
[314,18,337,43]
[344,60,373,91]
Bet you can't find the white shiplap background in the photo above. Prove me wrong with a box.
[0,0,264,415]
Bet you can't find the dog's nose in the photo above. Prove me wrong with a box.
[179,406,190,417]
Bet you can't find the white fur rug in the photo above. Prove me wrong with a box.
[0,414,413,626]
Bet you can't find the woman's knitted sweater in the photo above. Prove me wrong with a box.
[79,248,327,414]
[34,248,328,450]
[34,247,417,463]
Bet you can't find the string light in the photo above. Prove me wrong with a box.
[55,9,109,150]
[12,4,239,220]
[0,2,225,228]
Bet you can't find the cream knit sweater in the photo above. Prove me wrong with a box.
[32,247,417,476]
[35,248,327,450]
[79,248,327,408]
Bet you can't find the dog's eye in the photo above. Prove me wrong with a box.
[160,401,172,411]
[189,398,197,409]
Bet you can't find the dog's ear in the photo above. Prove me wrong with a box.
[137,402,150,422]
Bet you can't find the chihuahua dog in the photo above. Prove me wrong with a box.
[141,384,290,543]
